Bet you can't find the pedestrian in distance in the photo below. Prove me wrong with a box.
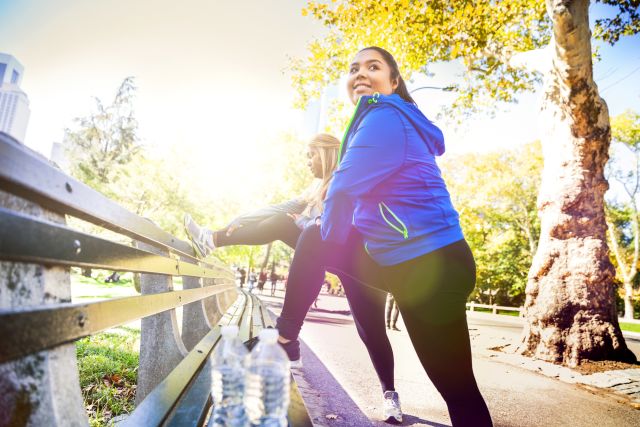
[269,268,278,296]
[274,46,492,426]
[258,269,267,294]
[238,267,246,289]
[385,293,400,331]
[247,269,256,293]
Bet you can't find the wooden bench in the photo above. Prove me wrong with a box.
[0,132,312,426]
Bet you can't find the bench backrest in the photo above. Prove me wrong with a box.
[0,131,241,425]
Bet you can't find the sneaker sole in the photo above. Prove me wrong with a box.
[290,359,303,369]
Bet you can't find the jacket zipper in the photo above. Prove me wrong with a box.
[378,202,409,239]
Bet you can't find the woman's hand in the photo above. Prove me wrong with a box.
[225,219,243,236]
[287,213,302,222]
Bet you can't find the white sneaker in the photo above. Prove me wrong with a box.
[383,390,403,424]
[183,214,214,258]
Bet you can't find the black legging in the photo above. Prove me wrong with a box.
[214,213,301,249]
[214,213,395,392]
[276,225,492,427]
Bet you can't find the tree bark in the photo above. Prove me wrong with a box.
[517,0,636,366]
[260,243,273,272]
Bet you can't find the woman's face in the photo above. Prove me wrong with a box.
[347,49,399,105]
[308,147,323,178]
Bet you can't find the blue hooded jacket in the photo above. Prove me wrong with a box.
[321,93,464,266]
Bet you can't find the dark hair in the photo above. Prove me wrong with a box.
[358,46,416,105]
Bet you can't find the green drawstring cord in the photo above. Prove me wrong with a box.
[379,202,409,239]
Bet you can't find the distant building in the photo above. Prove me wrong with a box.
[0,53,30,142]
[302,81,341,137]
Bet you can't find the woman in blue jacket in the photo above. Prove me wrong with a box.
[276,47,492,426]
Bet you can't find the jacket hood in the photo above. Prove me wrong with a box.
[375,93,445,156]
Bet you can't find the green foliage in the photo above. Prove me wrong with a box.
[606,110,640,299]
[441,141,543,306]
[323,98,353,137]
[291,0,638,118]
[292,0,550,116]
[64,77,140,194]
[62,78,323,269]
[594,0,640,45]
[76,327,139,426]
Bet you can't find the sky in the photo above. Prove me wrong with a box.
[0,0,639,200]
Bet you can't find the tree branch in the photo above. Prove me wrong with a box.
[607,220,631,282]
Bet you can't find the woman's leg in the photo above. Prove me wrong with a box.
[275,225,333,340]
[275,225,395,392]
[214,213,300,249]
[382,240,492,427]
[340,274,395,393]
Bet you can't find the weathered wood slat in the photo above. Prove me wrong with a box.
[255,296,314,427]
[163,292,253,427]
[0,207,235,282]
[0,133,203,264]
[0,284,236,363]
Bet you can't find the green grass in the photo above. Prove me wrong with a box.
[620,322,640,333]
[468,306,640,332]
[468,307,521,317]
[76,326,140,427]
[71,271,138,303]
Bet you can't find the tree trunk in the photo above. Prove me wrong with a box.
[623,280,635,320]
[260,243,273,271]
[517,0,635,366]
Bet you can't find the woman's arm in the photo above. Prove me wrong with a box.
[321,106,406,244]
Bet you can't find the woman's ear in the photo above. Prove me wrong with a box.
[392,77,399,92]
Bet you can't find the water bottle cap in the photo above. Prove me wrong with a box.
[258,328,279,343]
[221,325,239,338]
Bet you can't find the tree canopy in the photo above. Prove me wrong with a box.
[291,0,636,116]
[441,141,543,306]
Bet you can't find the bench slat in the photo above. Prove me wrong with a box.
[127,293,250,427]
[122,328,223,427]
[238,291,254,343]
[0,284,236,363]
[0,207,235,282]
[163,292,252,426]
[256,297,314,427]
[0,133,206,265]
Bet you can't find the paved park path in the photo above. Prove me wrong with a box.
[255,289,640,427]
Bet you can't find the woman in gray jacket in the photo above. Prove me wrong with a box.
[184,133,337,255]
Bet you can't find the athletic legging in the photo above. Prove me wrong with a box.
[214,213,395,392]
[214,213,301,249]
[276,225,492,427]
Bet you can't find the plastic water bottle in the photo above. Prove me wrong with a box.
[244,328,291,427]
[210,325,249,427]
